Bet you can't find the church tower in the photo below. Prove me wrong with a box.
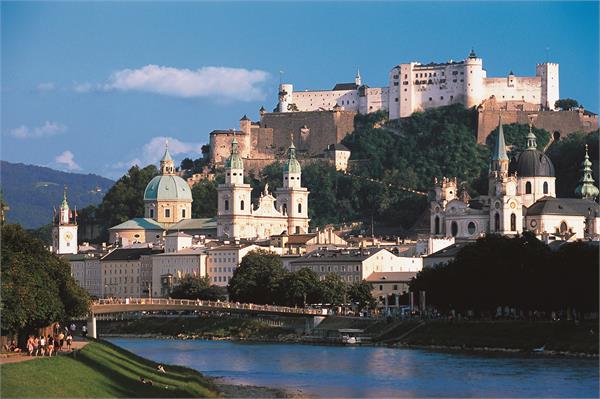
[275,138,310,234]
[575,144,599,200]
[488,118,522,234]
[217,137,253,238]
[52,187,78,255]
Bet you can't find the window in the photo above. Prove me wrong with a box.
[434,216,440,235]
[295,226,300,234]
[181,208,186,218]
[451,222,458,237]
[283,203,287,214]
[298,203,302,213]
[467,222,476,235]
[165,208,171,218]
[224,199,229,211]
[379,285,383,291]
[149,209,154,218]
[393,82,399,86]
[393,285,398,290]
[560,221,568,233]
[510,213,516,231]
[494,213,500,232]
[525,182,532,194]
[543,182,549,194]
[240,200,245,211]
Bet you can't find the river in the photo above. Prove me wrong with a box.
[110,338,599,397]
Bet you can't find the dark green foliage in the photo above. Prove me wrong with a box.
[170,275,227,301]
[180,157,194,170]
[1,224,90,334]
[279,267,321,307]
[318,273,348,305]
[348,280,376,311]
[547,130,599,198]
[410,234,599,315]
[485,123,551,154]
[555,98,579,110]
[0,161,113,229]
[228,250,287,304]
[191,180,218,218]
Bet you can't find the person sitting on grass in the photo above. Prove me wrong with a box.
[8,340,22,353]
[157,364,166,373]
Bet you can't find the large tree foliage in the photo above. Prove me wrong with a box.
[547,131,599,198]
[279,267,321,307]
[555,98,579,110]
[191,180,218,218]
[410,234,599,316]
[485,123,551,154]
[228,250,287,304]
[170,275,227,301]
[1,224,90,334]
[348,280,377,311]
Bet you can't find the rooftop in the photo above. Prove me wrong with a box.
[291,248,387,264]
[109,218,164,231]
[526,197,599,217]
[167,218,217,231]
[101,247,163,261]
[366,271,418,282]
[332,83,359,91]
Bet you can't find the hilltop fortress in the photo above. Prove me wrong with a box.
[209,51,597,171]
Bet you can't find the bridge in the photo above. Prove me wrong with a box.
[87,298,328,338]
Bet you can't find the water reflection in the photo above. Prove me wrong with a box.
[110,339,599,398]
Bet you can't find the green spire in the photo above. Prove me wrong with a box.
[492,116,509,161]
[160,140,173,162]
[225,137,244,170]
[575,144,599,200]
[526,123,537,150]
[283,135,301,174]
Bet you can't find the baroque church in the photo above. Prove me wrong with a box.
[430,118,600,240]
[217,137,310,239]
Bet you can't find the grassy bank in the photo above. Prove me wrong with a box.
[98,316,297,340]
[1,339,219,398]
[389,320,599,355]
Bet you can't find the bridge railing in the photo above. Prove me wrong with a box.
[92,298,324,316]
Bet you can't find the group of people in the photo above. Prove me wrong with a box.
[25,323,78,356]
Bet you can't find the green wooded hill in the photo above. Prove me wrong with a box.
[0,161,114,228]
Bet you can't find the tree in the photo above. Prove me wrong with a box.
[228,250,287,304]
[485,123,551,154]
[555,98,579,111]
[191,180,218,218]
[279,267,321,306]
[1,224,90,336]
[180,157,194,171]
[170,275,228,301]
[348,280,376,311]
[318,273,347,306]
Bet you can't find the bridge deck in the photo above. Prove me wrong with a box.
[91,298,327,318]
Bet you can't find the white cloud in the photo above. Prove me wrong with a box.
[142,136,204,164]
[73,82,93,93]
[55,150,81,171]
[109,158,143,170]
[9,121,67,139]
[37,82,56,91]
[100,65,269,101]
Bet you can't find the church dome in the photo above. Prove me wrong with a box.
[144,175,192,201]
[509,150,555,177]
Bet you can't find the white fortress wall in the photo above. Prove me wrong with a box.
[292,89,360,112]
[483,76,542,105]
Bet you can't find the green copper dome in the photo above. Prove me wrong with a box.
[283,142,301,173]
[225,138,244,170]
[144,175,192,201]
[575,145,599,200]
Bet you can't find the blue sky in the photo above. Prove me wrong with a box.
[2,1,598,179]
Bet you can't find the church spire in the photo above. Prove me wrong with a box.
[526,122,537,150]
[160,140,175,175]
[355,69,362,86]
[575,144,599,200]
[492,116,509,162]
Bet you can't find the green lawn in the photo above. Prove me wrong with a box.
[1,340,219,398]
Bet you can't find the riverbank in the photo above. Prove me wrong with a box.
[0,339,291,398]
[98,317,599,357]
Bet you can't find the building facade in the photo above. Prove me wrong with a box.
[206,243,260,286]
[217,138,310,239]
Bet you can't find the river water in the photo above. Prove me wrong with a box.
[110,338,598,397]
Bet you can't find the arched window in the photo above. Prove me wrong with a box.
[434,216,440,235]
[298,203,302,213]
[224,199,229,211]
[282,203,287,215]
[543,181,549,194]
[451,221,458,237]
[560,221,568,233]
[149,208,154,218]
[510,213,516,231]
[525,182,532,194]
[181,208,186,218]
[467,222,476,235]
[494,212,500,232]
[240,200,245,211]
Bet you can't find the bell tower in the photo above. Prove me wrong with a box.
[52,187,78,255]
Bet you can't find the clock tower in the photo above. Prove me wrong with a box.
[52,187,78,255]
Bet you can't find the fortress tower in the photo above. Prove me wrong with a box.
[536,62,559,110]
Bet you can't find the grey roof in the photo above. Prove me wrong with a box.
[332,83,359,91]
[166,231,193,238]
[509,150,555,177]
[101,247,163,261]
[109,218,164,231]
[426,242,472,259]
[366,272,418,282]
[326,143,350,152]
[168,218,217,231]
[525,197,599,217]
[290,248,387,264]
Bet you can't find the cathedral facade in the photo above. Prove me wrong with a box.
[430,119,599,241]
[217,138,310,239]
